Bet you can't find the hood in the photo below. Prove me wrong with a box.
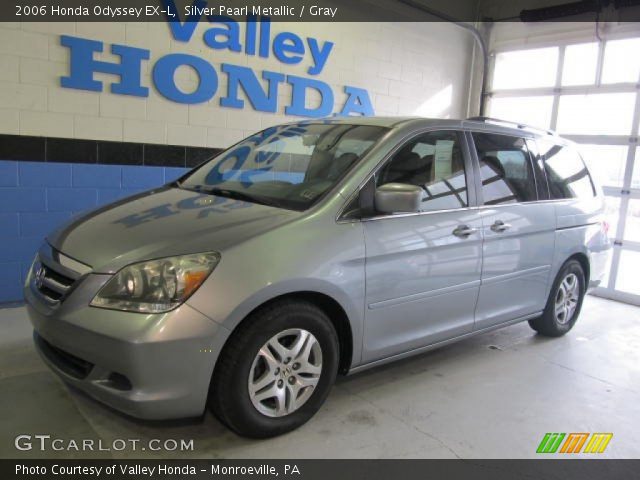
[47,187,299,273]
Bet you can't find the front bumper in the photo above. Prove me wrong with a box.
[25,260,230,420]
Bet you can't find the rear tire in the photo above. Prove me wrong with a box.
[529,259,585,337]
[209,299,339,438]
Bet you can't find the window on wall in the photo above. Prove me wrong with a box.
[492,47,559,90]
[556,93,636,135]
[472,132,537,204]
[489,96,554,129]
[602,38,640,84]
[562,42,598,86]
[632,150,640,189]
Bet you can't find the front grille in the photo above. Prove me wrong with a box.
[34,332,94,379]
[34,262,75,304]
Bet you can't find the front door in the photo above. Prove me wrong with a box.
[362,130,483,363]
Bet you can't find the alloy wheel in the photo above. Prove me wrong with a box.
[248,328,323,417]
[555,273,579,325]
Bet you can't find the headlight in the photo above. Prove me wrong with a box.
[90,252,220,313]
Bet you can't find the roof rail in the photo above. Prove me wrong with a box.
[466,116,555,136]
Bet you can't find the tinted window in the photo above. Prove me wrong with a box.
[525,139,551,200]
[472,132,537,204]
[181,123,387,211]
[377,131,468,212]
[538,141,596,199]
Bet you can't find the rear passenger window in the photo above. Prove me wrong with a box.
[538,141,596,199]
[472,133,538,204]
[377,130,468,212]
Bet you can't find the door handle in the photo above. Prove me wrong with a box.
[490,220,512,233]
[453,225,478,238]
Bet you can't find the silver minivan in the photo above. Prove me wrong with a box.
[25,117,611,437]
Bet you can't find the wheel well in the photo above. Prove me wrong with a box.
[568,252,590,285]
[240,291,354,375]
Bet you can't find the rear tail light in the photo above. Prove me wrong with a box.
[602,220,610,235]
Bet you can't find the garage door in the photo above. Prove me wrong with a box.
[488,37,640,305]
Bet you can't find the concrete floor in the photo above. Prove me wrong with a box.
[1,295,639,459]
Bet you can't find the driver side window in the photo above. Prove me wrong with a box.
[376,131,468,212]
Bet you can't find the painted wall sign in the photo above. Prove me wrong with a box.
[60,0,375,118]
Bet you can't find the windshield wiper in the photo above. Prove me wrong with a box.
[208,187,268,204]
[175,183,293,209]
[194,185,279,207]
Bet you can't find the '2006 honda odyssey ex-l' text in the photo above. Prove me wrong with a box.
[25,116,611,437]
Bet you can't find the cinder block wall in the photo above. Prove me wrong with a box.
[0,20,473,302]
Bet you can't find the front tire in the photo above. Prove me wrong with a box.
[529,259,586,337]
[209,299,339,438]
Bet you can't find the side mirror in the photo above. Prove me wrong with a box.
[374,183,423,214]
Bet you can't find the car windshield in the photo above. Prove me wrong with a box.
[178,123,388,211]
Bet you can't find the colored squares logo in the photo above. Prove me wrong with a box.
[537,433,612,454]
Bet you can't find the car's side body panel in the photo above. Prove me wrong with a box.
[362,209,483,363]
[474,203,556,329]
[186,205,368,367]
[551,195,610,292]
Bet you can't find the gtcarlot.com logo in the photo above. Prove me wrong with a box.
[15,435,194,452]
[536,432,613,454]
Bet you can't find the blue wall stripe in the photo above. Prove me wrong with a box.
[19,163,72,187]
[0,160,189,303]
[0,162,18,187]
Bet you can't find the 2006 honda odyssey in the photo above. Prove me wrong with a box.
[25,116,611,437]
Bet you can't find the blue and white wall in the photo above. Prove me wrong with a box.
[0,18,474,303]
